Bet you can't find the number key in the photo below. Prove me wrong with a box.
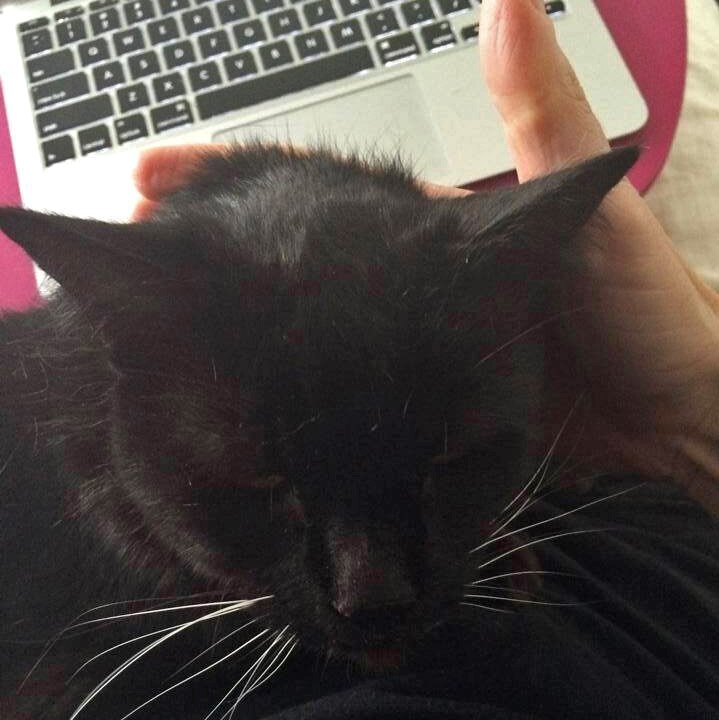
[56,18,87,45]
[90,8,121,34]
[217,0,249,23]
[366,8,399,37]
[124,0,156,24]
[22,28,53,56]
[303,0,336,25]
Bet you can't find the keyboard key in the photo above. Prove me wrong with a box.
[435,0,470,15]
[113,28,146,54]
[189,60,221,90]
[217,0,249,23]
[401,0,434,26]
[233,19,267,47]
[198,29,231,58]
[18,17,50,32]
[294,29,329,58]
[545,1,565,14]
[115,113,149,143]
[329,18,363,48]
[366,9,399,37]
[159,0,190,13]
[460,22,477,40]
[376,31,419,64]
[36,94,113,137]
[181,7,215,34]
[89,0,119,10]
[124,0,156,24]
[151,99,194,133]
[421,21,455,51]
[129,50,161,78]
[338,0,370,15]
[268,9,301,37]
[55,7,85,21]
[163,40,196,67]
[22,29,53,56]
[42,135,75,167]
[259,40,292,70]
[223,51,258,80]
[153,71,186,101]
[148,17,180,43]
[93,60,125,89]
[26,49,75,82]
[197,46,373,120]
[78,124,112,154]
[251,0,283,14]
[90,8,121,34]
[78,37,110,65]
[303,0,336,25]
[56,18,88,45]
[118,82,150,111]
[32,71,89,109]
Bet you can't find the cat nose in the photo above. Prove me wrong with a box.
[329,530,417,622]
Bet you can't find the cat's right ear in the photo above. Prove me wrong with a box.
[0,208,199,311]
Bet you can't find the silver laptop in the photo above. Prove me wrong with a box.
[0,0,647,222]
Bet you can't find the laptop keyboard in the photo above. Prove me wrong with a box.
[16,0,567,167]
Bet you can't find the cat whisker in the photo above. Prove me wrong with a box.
[20,594,242,692]
[68,622,189,682]
[492,393,584,529]
[116,626,273,720]
[467,569,582,586]
[472,307,585,371]
[463,583,539,598]
[69,600,268,720]
[239,632,297,701]
[203,628,288,720]
[472,484,642,554]
[66,598,271,632]
[169,615,268,679]
[474,528,608,573]
[463,593,595,608]
[459,601,514,615]
[237,627,291,703]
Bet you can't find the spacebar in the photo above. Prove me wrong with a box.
[196,47,374,121]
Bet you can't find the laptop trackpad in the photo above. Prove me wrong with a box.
[212,76,451,179]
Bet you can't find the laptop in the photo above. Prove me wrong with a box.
[0,0,647,222]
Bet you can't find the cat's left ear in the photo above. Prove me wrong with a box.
[458,146,639,256]
[0,208,197,308]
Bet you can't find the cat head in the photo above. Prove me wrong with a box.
[0,145,637,670]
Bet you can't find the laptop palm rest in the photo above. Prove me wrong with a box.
[213,75,451,180]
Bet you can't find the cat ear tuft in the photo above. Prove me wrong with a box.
[462,146,640,252]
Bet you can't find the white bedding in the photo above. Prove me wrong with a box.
[645,0,719,286]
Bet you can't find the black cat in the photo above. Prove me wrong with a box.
[0,145,638,720]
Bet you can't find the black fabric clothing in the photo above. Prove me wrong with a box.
[236,477,719,720]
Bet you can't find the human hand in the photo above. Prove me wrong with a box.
[133,0,719,514]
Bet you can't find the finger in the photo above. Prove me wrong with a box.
[131,198,159,221]
[133,144,222,200]
[422,181,472,199]
[479,0,608,181]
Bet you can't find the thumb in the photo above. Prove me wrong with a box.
[479,0,609,181]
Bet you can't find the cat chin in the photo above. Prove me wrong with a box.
[327,641,408,674]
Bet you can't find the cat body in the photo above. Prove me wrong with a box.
[0,145,638,719]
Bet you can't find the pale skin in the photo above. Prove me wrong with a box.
[132,0,719,516]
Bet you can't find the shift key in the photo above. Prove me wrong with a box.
[36,95,113,138]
